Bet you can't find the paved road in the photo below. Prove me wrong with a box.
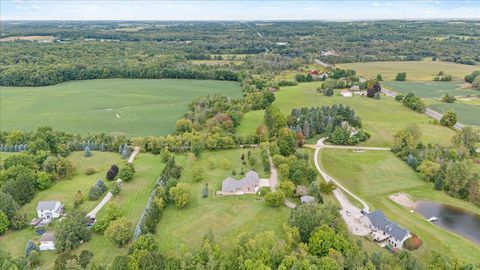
[381,87,465,130]
[87,146,140,218]
[313,139,369,212]
[268,154,297,209]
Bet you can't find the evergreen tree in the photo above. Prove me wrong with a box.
[84,146,92,157]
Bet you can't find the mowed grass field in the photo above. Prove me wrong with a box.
[382,81,477,98]
[274,82,455,147]
[0,79,242,136]
[337,61,480,81]
[155,149,291,253]
[236,110,264,136]
[0,151,165,268]
[318,149,480,264]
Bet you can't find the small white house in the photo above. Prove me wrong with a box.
[39,232,55,251]
[36,201,64,220]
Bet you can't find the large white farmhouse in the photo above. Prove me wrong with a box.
[36,201,64,220]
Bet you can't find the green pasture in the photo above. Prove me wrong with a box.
[236,110,264,136]
[318,149,480,264]
[383,81,477,98]
[0,79,242,136]
[429,102,480,126]
[155,149,291,253]
[274,82,455,147]
[337,61,480,81]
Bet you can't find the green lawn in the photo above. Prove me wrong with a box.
[318,149,480,264]
[383,81,477,98]
[0,151,121,258]
[236,110,264,136]
[0,151,165,268]
[275,82,455,147]
[155,149,291,253]
[0,79,242,136]
[337,61,480,81]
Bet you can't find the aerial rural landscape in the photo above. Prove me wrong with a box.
[0,1,479,270]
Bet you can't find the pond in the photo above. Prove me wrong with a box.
[414,200,480,245]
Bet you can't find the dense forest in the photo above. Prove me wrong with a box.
[1,21,479,86]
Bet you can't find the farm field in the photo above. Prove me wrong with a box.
[429,102,480,126]
[0,79,242,136]
[155,149,291,253]
[0,151,165,268]
[382,81,477,98]
[274,82,455,147]
[318,149,480,264]
[236,110,264,136]
[337,61,480,81]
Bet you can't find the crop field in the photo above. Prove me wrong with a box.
[0,79,242,136]
[155,149,290,253]
[383,81,477,98]
[274,82,455,147]
[318,149,480,263]
[0,151,165,268]
[429,102,480,126]
[337,61,480,81]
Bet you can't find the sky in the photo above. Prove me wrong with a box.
[1,0,479,21]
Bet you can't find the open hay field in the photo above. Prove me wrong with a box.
[274,82,455,147]
[155,149,290,253]
[383,81,477,98]
[0,35,56,42]
[318,149,480,264]
[0,79,242,136]
[337,61,480,81]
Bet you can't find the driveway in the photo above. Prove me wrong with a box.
[268,154,297,209]
[87,146,140,218]
[312,138,372,236]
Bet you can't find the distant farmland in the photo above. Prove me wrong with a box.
[0,79,242,136]
[337,61,480,81]
[383,81,477,98]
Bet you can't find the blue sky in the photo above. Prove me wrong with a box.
[1,1,479,21]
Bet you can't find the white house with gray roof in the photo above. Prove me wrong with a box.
[364,210,411,249]
[221,170,261,195]
[36,201,64,220]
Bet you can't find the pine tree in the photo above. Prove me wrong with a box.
[84,146,92,157]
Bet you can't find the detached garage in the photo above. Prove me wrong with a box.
[39,232,55,251]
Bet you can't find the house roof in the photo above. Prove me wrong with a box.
[367,210,409,241]
[40,231,55,242]
[221,170,259,193]
[37,201,61,211]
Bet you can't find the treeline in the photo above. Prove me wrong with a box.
[3,202,477,269]
[392,125,480,205]
[287,105,369,145]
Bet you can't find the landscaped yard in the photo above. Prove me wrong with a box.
[155,148,291,253]
[318,149,480,264]
[274,82,455,147]
[337,61,480,81]
[0,79,242,136]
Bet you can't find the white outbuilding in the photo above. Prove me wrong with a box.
[39,232,55,251]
